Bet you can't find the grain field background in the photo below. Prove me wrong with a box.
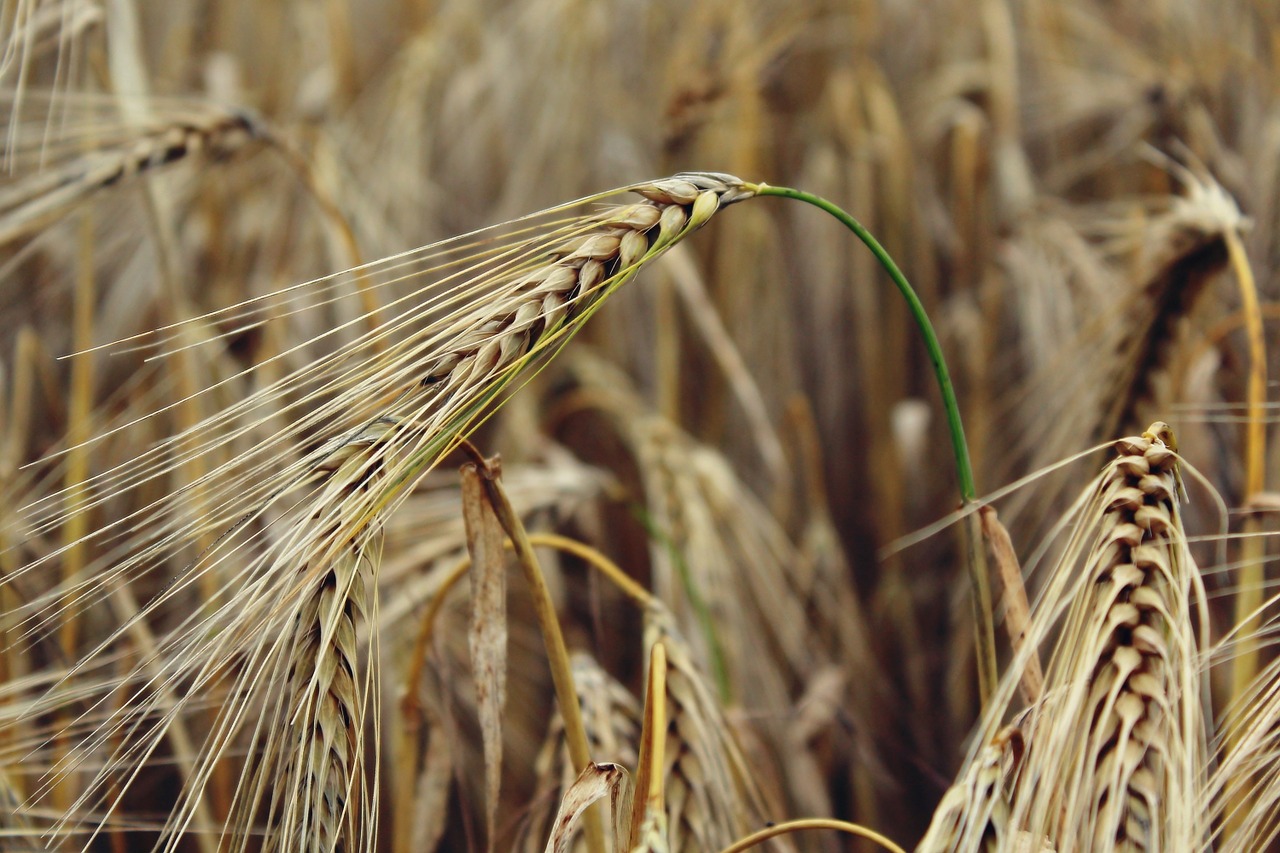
[0,1,1278,851]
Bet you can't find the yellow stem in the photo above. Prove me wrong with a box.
[629,640,668,849]
[1224,225,1269,844]
[1226,225,1269,709]
[1225,228,1267,500]
[526,533,655,607]
[716,818,906,853]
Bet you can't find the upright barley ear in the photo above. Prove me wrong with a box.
[925,426,1208,852]
[1014,426,1207,850]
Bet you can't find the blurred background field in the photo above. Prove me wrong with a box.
[1,1,1278,850]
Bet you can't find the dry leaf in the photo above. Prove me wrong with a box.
[542,761,631,853]
[979,504,1042,704]
[462,462,509,852]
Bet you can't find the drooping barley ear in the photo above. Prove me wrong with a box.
[0,101,260,245]
[414,173,753,405]
[1012,426,1207,850]
[229,419,396,853]
[4,171,748,852]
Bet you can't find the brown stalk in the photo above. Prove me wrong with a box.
[719,818,906,853]
[979,505,1042,705]
[460,461,508,853]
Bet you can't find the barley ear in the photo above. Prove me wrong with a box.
[1013,426,1207,849]
[250,419,397,853]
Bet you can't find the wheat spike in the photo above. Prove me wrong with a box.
[264,541,376,852]
[416,173,752,397]
[916,725,1023,853]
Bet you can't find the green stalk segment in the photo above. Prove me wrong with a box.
[749,183,996,705]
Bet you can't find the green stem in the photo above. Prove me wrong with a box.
[750,183,996,705]
[751,185,974,501]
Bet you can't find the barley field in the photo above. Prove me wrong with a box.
[1,1,1278,851]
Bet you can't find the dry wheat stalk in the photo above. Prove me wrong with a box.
[560,352,895,827]
[565,354,831,696]
[1101,171,1244,438]
[1021,428,1205,850]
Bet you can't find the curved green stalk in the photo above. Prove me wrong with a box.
[748,183,996,705]
[749,184,974,501]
